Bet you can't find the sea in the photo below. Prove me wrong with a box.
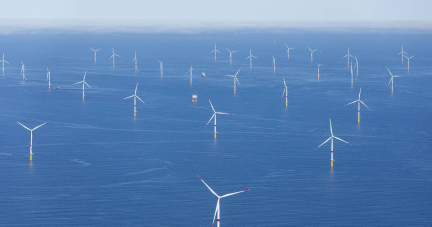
[0,31,431,226]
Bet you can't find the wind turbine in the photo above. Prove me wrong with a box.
[316,63,323,81]
[187,64,194,85]
[226,68,241,94]
[21,61,25,81]
[387,68,401,94]
[90,47,101,63]
[46,68,51,89]
[345,86,371,123]
[307,47,318,63]
[123,81,146,117]
[210,43,220,62]
[205,98,231,139]
[397,45,408,63]
[109,47,120,67]
[285,44,294,60]
[316,115,352,168]
[350,61,354,87]
[132,51,138,72]
[282,77,288,107]
[197,175,249,227]
[0,52,10,74]
[73,71,92,100]
[226,48,237,65]
[15,120,49,161]
[343,47,354,67]
[272,55,276,73]
[355,55,359,76]
[245,49,257,68]
[404,55,415,72]
[157,59,163,77]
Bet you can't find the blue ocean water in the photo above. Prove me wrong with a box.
[0,32,431,226]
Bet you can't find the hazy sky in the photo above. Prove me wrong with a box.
[2,0,431,22]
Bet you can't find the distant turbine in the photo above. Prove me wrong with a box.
[316,63,323,81]
[210,43,220,62]
[206,97,231,139]
[282,77,288,107]
[46,68,51,89]
[307,47,318,63]
[109,47,120,67]
[285,44,294,60]
[226,68,241,94]
[387,68,401,94]
[245,49,257,68]
[0,52,10,74]
[397,45,408,63]
[404,55,415,72]
[21,61,25,81]
[132,51,138,72]
[157,59,163,77]
[350,61,354,87]
[316,115,352,168]
[355,55,359,76]
[15,120,49,161]
[123,81,146,117]
[272,55,276,73]
[343,47,354,67]
[197,175,249,227]
[90,47,101,63]
[345,86,371,123]
[187,64,194,85]
[226,48,237,65]
[73,71,92,100]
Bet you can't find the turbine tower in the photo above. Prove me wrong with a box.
[307,47,318,63]
[343,47,353,67]
[0,52,10,75]
[404,55,415,72]
[21,61,25,81]
[15,120,49,161]
[206,98,231,139]
[73,71,92,100]
[132,51,138,72]
[245,49,257,68]
[109,47,120,67]
[187,64,194,85]
[197,175,249,227]
[285,44,294,60]
[157,59,163,77]
[282,77,288,107]
[210,43,220,62]
[316,115,352,168]
[123,81,146,117]
[387,68,401,94]
[90,47,101,64]
[397,45,408,63]
[226,48,237,66]
[317,63,323,81]
[46,68,51,89]
[345,86,371,123]
[272,55,276,73]
[226,68,241,94]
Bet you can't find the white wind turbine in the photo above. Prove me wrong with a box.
[316,115,352,168]
[350,61,354,87]
[157,59,163,77]
[285,44,294,60]
[15,120,49,161]
[387,68,401,94]
[73,71,92,100]
[0,52,10,74]
[355,55,359,76]
[343,47,354,67]
[90,47,101,64]
[404,55,415,72]
[123,81,146,117]
[187,64,194,85]
[245,49,257,68]
[197,175,249,227]
[272,55,276,73]
[132,51,138,72]
[226,68,241,94]
[46,68,51,89]
[205,98,231,139]
[307,47,318,63]
[210,43,221,62]
[316,63,323,81]
[397,45,408,63]
[21,61,25,81]
[226,48,237,65]
[345,86,371,123]
[109,47,120,67]
[282,77,288,107]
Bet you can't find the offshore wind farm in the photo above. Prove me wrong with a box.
[0,0,431,226]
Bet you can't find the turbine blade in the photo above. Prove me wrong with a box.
[84,82,92,89]
[197,175,219,197]
[208,98,215,112]
[345,100,358,106]
[14,120,31,131]
[73,81,84,85]
[316,137,331,150]
[206,114,215,127]
[359,100,370,109]
[32,121,49,131]
[122,95,134,100]
[220,189,250,198]
[333,136,351,145]
[136,96,146,104]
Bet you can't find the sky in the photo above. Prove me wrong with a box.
[1,0,431,34]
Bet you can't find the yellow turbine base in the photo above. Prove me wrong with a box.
[234,90,236,94]
[161,73,163,78]
[214,132,217,139]
[358,117,360,123]
[331,160,333,168]
[318,76,319,81]
[357,72,359,76]
[83,95,85,100]
[49,85,50,89]
[30,154,32,161]
[351,82,353,87]
[134,112,136,117]
[286,102,288,107]
[391,89,393,94]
